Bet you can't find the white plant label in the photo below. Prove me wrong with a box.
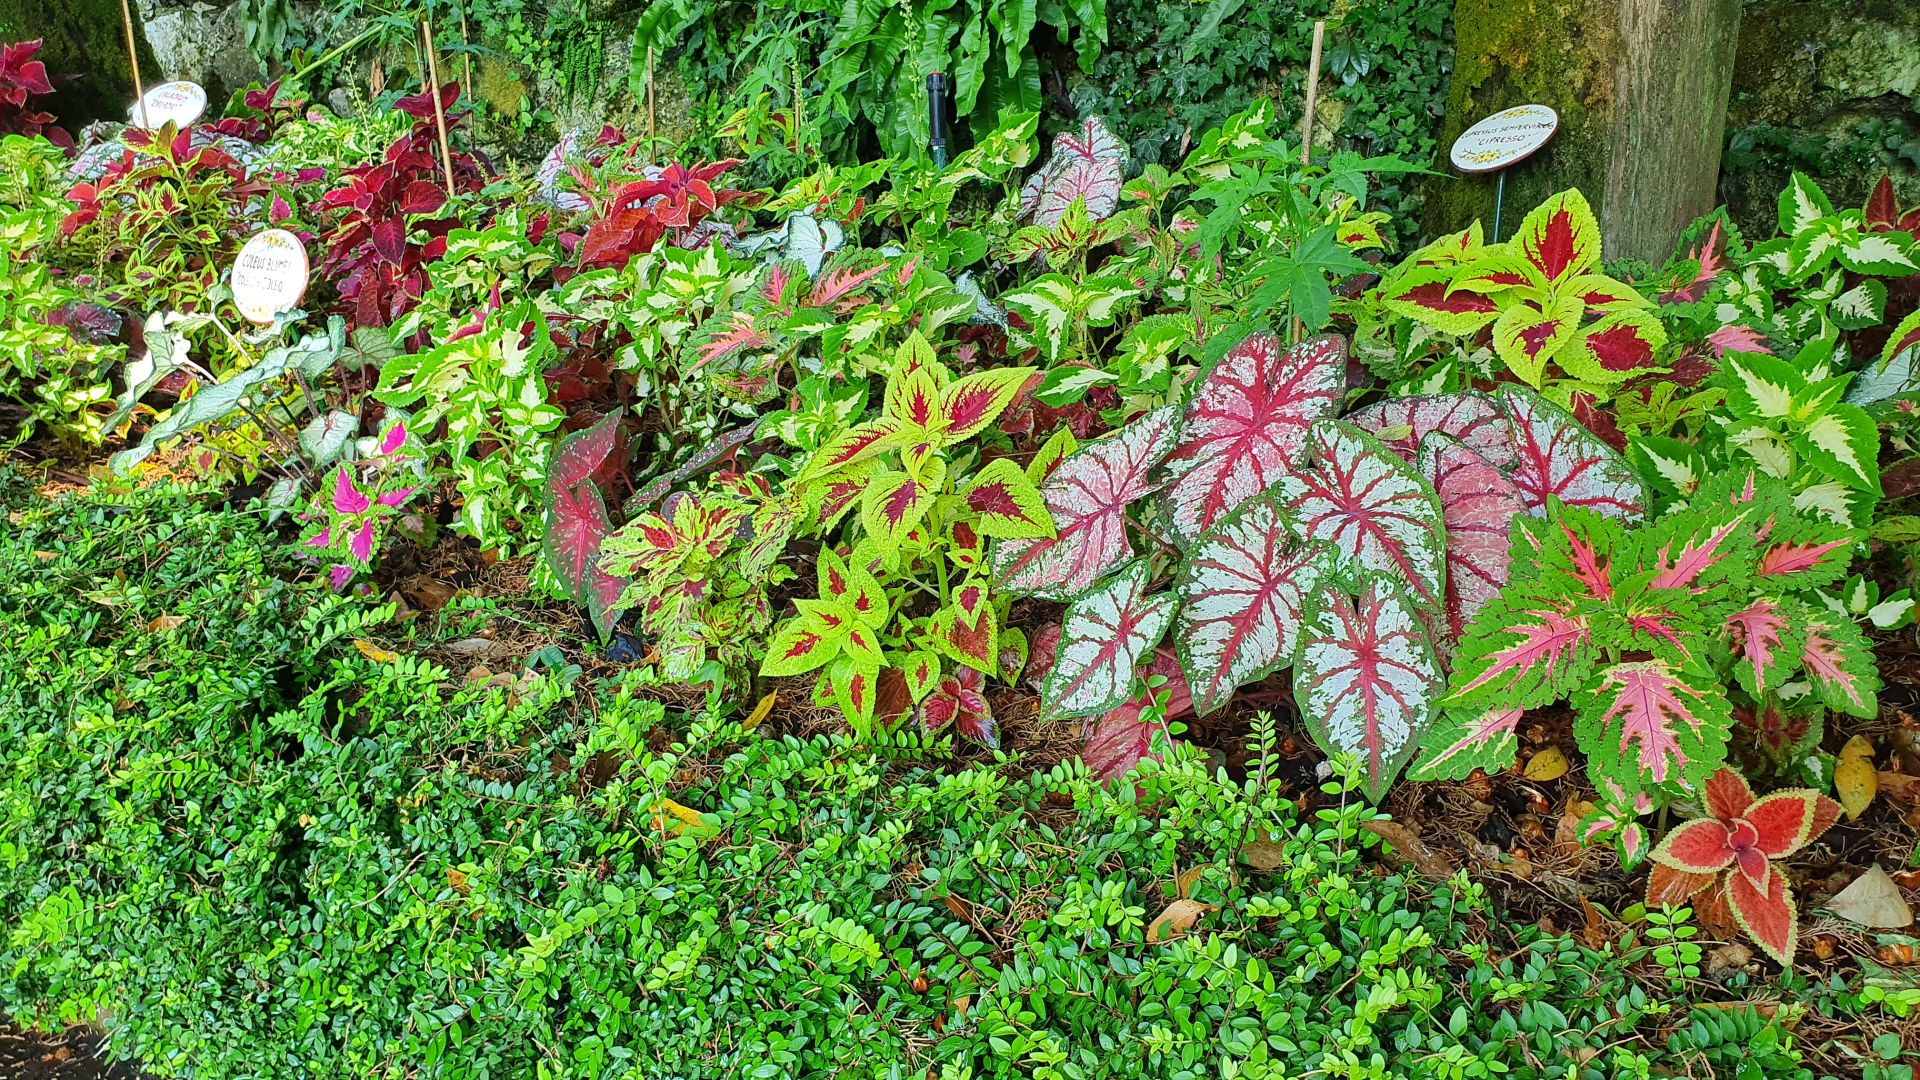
[131,81,208,130]
[1450,104,1559,174]
[231,229,310,325]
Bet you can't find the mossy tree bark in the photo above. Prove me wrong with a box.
[1424,0,1743,264]
[0,0,161,131]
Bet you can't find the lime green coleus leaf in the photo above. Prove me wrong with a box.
[962,457,1055,539]
[862,456,947,563]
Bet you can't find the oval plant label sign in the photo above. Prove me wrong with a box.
[1450,104,1558,174]
[131,81,208,130]
[231,229,310,325]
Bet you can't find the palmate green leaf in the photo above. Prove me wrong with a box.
[1574,658,1730,798]
[1243,225,1370,330]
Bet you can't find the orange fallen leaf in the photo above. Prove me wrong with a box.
[1146,897,1213,943]
[146,614,185,633]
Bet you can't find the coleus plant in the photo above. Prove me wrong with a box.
[1373,189,1668,396]
[298,420,419,591]
[757,332,1043,738]
[1413,467,1876,862]
[0,40,70,147]
[1645,766,1840,966]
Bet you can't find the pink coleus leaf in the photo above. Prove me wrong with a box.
[378,421,409,456]
[1418,433,1526,649]
[1158,332,1344,545]
[347,521,376,563]
[1722,596,1801,697]
[991,404,1182,600]
[1726,861,1798,966]
[1172,494,1332,715]
[1799,613,1880,718]
[1079,649,1193,783]
[1572,659,1729,795]
[332,467,372,515]
[1040,560,1177,718]
[1445,595,1597,708]
[1346,390,1516,471]
[1294,576,1445,802]
[1406,706,1523,782]
[1277,421,1446,607]
[542,412,625,640]
[1497,385,1647,521]
[1022,116,1125,229]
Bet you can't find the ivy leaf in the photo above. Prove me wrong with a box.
[1040,560,1177,718]
[1294,576,1445,802]
[1173,494,1331,716]
[1159,332,1344,546]
[1277,420,1447,608]
[1497,385,1647,521]
[1573,659,1730,796]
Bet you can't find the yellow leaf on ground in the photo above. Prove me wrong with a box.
[1837,735,1877,820]
[353,639,398,663]
[1146,897,1213,943]
[743,692,777,731]
[1523,747,1569,781]
[649,798,719,840]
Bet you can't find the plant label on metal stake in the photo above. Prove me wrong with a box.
[131,81,207,130]
[1449,104,1558,238]
[231,229,310,325]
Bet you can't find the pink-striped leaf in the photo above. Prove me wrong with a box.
[1799,612,1879,717]
[1573,659,1729,795]
[1040,561,1177,718]
[1159,332,1344,545]
[1173,495,1332,715]
[1021,116,1125,228]
[1497,385,1647,521]
[1633,501,1759,599]
[1407,706,1523,781]
[1277,421,1446,607]
[1446,595,1598,708]
[991,405,1182,599]
[1295,577,1445,801]
[1722,596,1801,697]
[1755,512,1855,590]
[1418,433,1526,648]
[542,412,624,640]
[1346,390,1516,470]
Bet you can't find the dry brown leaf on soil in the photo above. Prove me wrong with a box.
[1240,842,1286,871]
[1146,898,1213,943]
[1827,866,1915,929]
[1175,864,1209,899]
[146,614,185,633]
[1361,819,1459,880]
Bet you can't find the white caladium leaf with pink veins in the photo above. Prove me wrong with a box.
[991,405,1182,600]
[1496,385,1647,521]
[1294,576,1445,802]
[1346,390,1517,471]
[1276,421,1447,608]
[1174,494,1333,715]
[1418,433,1527,650]
[1040,560,1178,718]
[1159,332,1345,546]
[1020,116,1126,228]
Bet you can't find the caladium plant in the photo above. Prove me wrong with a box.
[1645,766,1840,966]
[1018,116,1125,231]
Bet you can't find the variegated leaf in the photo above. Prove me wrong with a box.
[1294,576,1445,802]
[1573,659,1729,795]
[1173,495,1331,715]
[1446,594,1597,708]
[962,457,1055,539]
[1497,385,1647,521]
[1022,116,1125,228]
[861,457,946,559]
[1406,706,1523,782]
[1515,188,1602,285]
[1491,293,1583,387]
[1722,596,1802,698]
[1276,421,1446,608]
[1346,390,1516,471]
[941,366,1037,442]
[1041,561,1177,718]
[1159,332,1345,545]
[1418,433,1526,649]
[1800,612,1880,718]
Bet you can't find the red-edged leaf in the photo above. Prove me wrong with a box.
[1572,660,1729,793]
[1650,818,1738,874]
[922,665,996,748]
[1418,433,1526,648]
[1159,332,1344,545]
[1515,188,1600,284]
[1497,385,1647,520]
[1743,789,1840,859]
[962,457,1055,539]
[1799,614,1880,718]
[1173,495,1331,715]
[1022,116,1125,228]
[941,367,1037,442]
[1646,863,1717,907]
[1041,561,1177,718]
[1278,421,1446,607]
[1726,864,1798,966]
[991,405,1182,599]
[1723,597,1800,698]
[1346,390,1516,470]
[1406,706,1523,781]
[816,547,888,628]
[1294,577,1445,802]
[1446,596,1596,706]
[1380,267,1502,335]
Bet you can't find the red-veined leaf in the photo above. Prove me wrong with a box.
[1515,188,1601,285]
[1022,116,1125,228]
[1040,560,1177,718]
[1573,659,1729,794]
[1159,332,1344,545]
[935,579,999,674]
[1646,864,1717,907]
[1294,577,1445,802]
[1800,613,1880,717]
[1497,385,1648,520]
[827,654,880,734]
[1172,495,1332,715]
[962,457,1055,539]
[903,650,942,704]
[1346,390,1516,470]
[942,367,1037,442]
[803,419,903,479]
[1406,706,1523,782]
[1379,266,1502,335]
[1079,649,1195,783]
[1492,294,1583,386]
[991,405,1182,599]
[1277,421,1446,607]
[542,412,624,640]
[817,547,888,628]
[1418,433,1526,648]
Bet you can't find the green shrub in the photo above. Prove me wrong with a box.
[0,482,1814,1079]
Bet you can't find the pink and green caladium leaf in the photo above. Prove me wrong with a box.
[542,411,625,640]
[991,404,1182,599]
[1799,611,1880,717]
[1021,115,1125,228]
[1573,659,1730,796]
[1173,494,1332,716]
[961,456,1055,540]
[1418,433,1526,649]
[1346,390,1516,471]
[1158,332,1344,546]
[1445,592,1599,709]
[1406,706,1523,782]
[1497,386,1647,521]
[1277,421,1447,608]
[1294,576,1445,802]
[1041,560,1178,718]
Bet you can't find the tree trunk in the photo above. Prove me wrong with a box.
[0,0,161,133]
[1422,0,1743,265]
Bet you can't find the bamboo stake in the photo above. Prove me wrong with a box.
[421,20,457,199]
[1292,20,1325,344]
[119,0,147,127]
